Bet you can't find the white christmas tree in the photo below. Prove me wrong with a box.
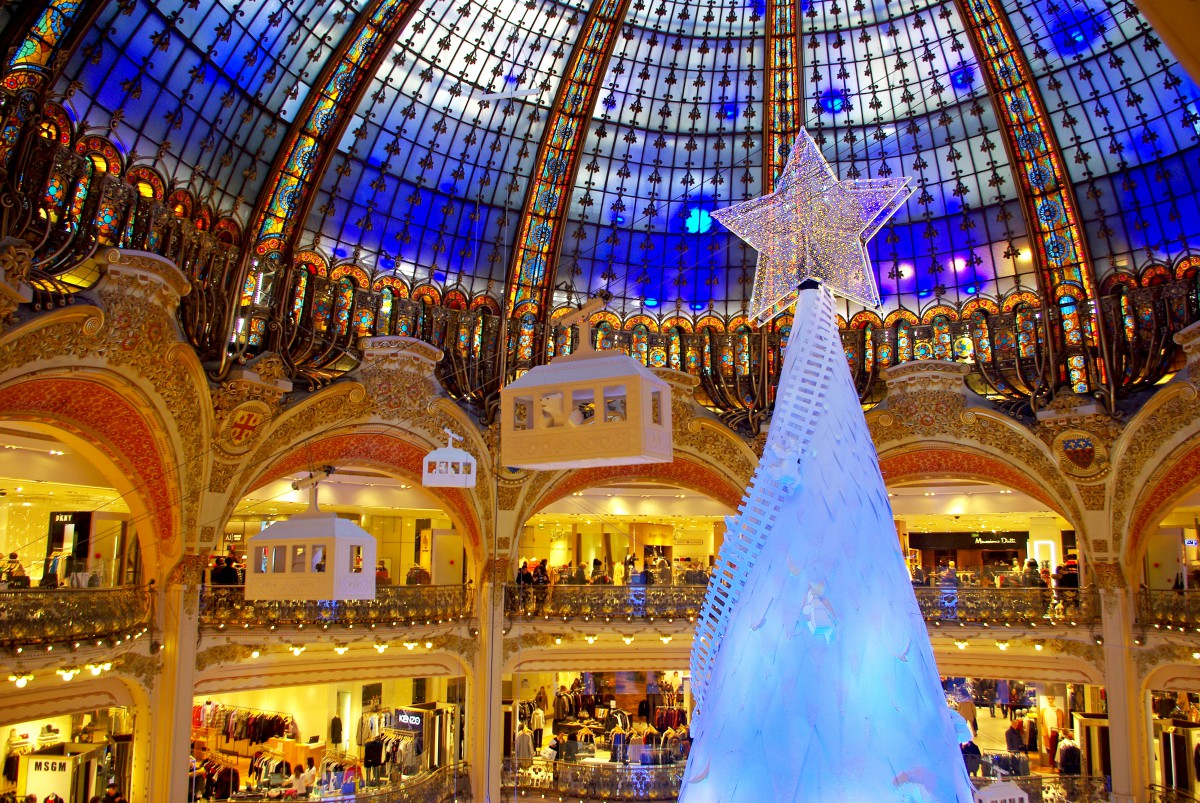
[680,130,974,802]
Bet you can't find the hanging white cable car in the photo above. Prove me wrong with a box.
[499,296,673,470]
[423,428,477,488]
[243,468,376,601]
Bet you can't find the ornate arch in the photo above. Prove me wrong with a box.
[878,445,1072,521]
[1125,434,1200,569]
[1110,382,1200,566]
[524,456,743,525]
[0,374,181,557]
[243,431,483,564]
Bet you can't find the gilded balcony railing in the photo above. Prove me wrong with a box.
[0,586,153,648]
[914,586,1100,625]
[972,774,1110,801]
[198,585,473,630]
[503,758,684,801]
[502,584,1098,627]
[1149,785,1200,803]
[1137,588,1200,631]
[503,584,707,622]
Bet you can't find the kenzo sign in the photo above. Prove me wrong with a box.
[395,712,423,728]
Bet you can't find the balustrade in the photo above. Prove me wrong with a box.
[915,586,1100,625]
[198,584,473,630]
[1149,785,1200,803]
[1138,588,1200,630]
[503,757,684,801]
[972,774,1110,801]
[503,758,1109,803]
[504,584,707,622]
[0,586,152,648]
[503,583,1099,627]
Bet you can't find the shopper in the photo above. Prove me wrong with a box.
[100,783,127,803]
[289,764,308,794]
[1005,720,1025,752]
[1021,559,1042,587]
[211,557,239,586]
[960,738,982,776]
[375,561,390,586]
[532,559,550,614]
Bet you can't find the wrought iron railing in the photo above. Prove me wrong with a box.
[221,762,468,802]
[503,584,707,622]
[503,757,684,801]
[0,586,153,648]
[1138,588,1200,630]
[198,585,473,630]
[1149,784,1200,802]
[972,774,1110,801]
[915,586,1100,625]
[502,584,1099,627]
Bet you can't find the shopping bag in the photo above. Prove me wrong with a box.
[540,746,557,761]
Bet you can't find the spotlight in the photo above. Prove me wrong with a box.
[333,645,349,655]
[995,640,1009,651]
[289,645,306,656]
[56,668,80,682]
[954,639,969,650]
[374,642,388,653]
[424,641,433,650]
[8,673,33,688]
[659,635,673,644]
[250,650,260,659]
[584,635,597,645]
[622,636,634,645]
[404,642,418,651]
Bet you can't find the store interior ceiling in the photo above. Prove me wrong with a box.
[6,419,1200,534]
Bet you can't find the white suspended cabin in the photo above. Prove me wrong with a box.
[243,468,376,601]
[500,297,673,470]
[422,429,477,488]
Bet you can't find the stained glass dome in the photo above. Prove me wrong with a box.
[44,0,1197,327]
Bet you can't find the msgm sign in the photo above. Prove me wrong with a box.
[23,754,73,798]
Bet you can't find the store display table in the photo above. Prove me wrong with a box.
[266,737,325,769]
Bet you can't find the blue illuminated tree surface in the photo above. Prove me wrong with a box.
[681,131,974,802]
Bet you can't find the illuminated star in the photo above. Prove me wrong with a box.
[711,128,912,322]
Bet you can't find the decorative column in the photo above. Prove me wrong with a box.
[1092,561,1149,803]
[145,558,204,802]
[467,552,512,802]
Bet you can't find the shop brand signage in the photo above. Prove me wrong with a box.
[394,710,424,730]
[24,754,73,797]
[971,534,1018,547]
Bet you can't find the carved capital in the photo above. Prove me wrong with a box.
[1090,561,1125,590]
[196,643,255,672]
[168,554,208,588]
[114,652,162,690]
[97,248,190,313]
[0,237,33,328]
[1174,319,1200,383]
[881,359,972,396]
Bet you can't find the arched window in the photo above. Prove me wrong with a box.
[377,288,395,335]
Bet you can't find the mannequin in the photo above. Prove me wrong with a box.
[1040,695,1065,764]
[530,704,545,749]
